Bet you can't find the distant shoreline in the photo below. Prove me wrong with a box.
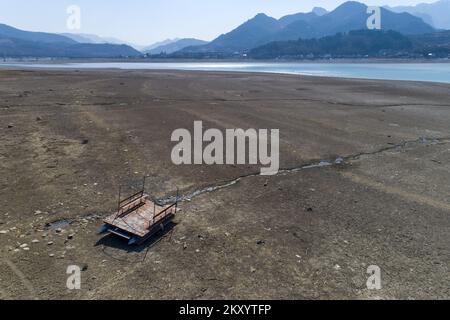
[2,57,450,64]
[2,60,450,85]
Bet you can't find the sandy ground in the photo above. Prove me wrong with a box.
[0,69,449,300]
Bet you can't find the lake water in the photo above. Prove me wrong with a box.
[2,62,450,84]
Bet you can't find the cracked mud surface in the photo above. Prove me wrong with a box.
[0,69,449,299]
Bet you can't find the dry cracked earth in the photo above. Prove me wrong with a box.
[0,69,449,300]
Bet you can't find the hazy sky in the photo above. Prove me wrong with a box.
[0,0,439,45]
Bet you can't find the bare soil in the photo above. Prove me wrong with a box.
[0,69,449,299]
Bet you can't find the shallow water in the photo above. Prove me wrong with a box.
[2,61,450,83]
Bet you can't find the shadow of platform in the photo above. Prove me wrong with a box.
[95,221,177,253]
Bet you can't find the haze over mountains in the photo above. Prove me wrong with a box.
[144,38,208,55]
[0,23,140,58]
[0,1,449,59]
[386,0,450,30]
[61,33,145,51]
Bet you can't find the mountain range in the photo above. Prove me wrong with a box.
[180,1,435,54]
[250,30,415,59]
[0,24,140,58]
[144,38,208,54]
[0,1,448,59]
[386,0,450,30]
[60,33,145,50]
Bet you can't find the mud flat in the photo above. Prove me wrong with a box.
[0,69,449,299]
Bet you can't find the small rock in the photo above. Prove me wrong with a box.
[7,124,14,129]
[47,241,54,246]
[31,239,40,244]
[0,230,8,234]
[67,234,74,240]
[183,243,188,250]
[250,267,257,273]
[19,244,28,248]
[36,116,42,121]
[256,240,265,245]
[81,139,89,145]
[49,254,55,258]
[55,228,62,234]
[23,247,30,251]
[81,264,88,272]
[334,264,341,271]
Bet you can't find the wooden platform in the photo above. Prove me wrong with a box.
[101,191,177,245]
